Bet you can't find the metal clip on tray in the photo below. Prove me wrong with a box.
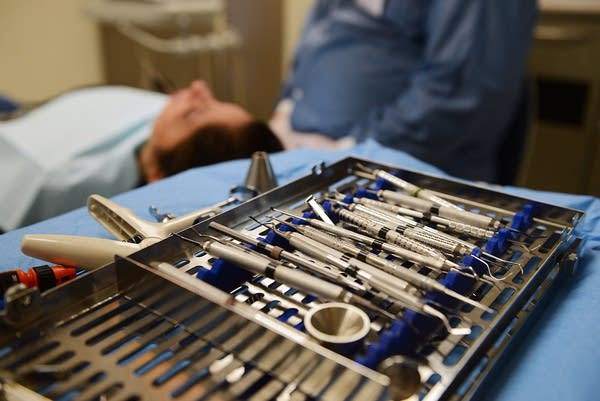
[0,157,584,401]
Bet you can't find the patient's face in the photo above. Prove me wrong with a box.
[149,80,252,155]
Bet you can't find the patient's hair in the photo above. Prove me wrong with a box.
[156,121,283,177]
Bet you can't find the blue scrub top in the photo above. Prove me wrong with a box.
[280,0,538,182]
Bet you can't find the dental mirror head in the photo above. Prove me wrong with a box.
[378,355,422,400]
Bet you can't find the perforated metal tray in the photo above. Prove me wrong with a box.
[0,254,389,401]
[0,156,584,401]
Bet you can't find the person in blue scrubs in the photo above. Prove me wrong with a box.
[1,0,538,229]
[152,0,538,183]
[58,0,540,188]
[269,0,538,182]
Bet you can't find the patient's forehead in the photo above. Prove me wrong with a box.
[203,101,252,128]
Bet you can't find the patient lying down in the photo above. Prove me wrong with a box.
[0,82,282,231]
[137,80,283,183]
[0,80,351,231]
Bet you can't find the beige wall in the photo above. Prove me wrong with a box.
[0,0,312,105]
[282,0,314,75]
[0,0,104,102]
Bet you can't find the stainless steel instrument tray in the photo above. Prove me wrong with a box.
[0,156,584,401]
[0,254,389,401]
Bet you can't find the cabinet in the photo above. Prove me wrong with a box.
[521,0,600,196]
[88,0,284,120]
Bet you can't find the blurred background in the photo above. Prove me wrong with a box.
[0,0,599,196]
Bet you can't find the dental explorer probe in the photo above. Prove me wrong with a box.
[207,222,364,292]
[273,218,492,313]
[258,218,417,298]
[354,163,461,210]
[334,193,496,240]
[271,207,459,271]
[324,201,449,260]
[244,218,419,315]
[338,220,484,281]
[174,233,387,317]
[260,222,471,336]
[341,203,471,256]
[206,222,395,313]
[366,189,499,229]
[347,204,517,279]
[334,205,467,258]
[331,202,501,280]
[356,204,492,258]
[353,204,469,249]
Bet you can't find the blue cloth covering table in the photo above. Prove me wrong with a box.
[0,139,598,401]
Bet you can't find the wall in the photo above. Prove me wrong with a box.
[282,0,314,76]
[0,0,103,102]
[227,0,284,119]
[520,2,600,195]
[0,0,311,109]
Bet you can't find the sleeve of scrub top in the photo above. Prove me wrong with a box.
[346,1,529,157]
